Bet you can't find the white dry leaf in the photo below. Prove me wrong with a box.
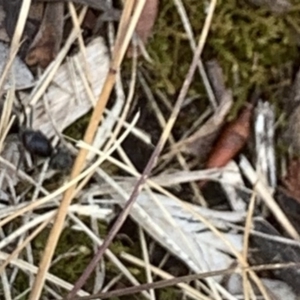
[118,191,243,280]
[69,204,113,221]
[219,161,247,211]
[255,100,276,190]
[0,41,34,90]
[32,37,110,138]
[82,181,244,279]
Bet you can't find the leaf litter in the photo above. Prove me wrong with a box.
[0,0,299,299]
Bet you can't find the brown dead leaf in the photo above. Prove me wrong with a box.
[2,2,44,59]
[204,102,253,169]
[135,0,158,44]
[198,101,254,188]
[82,9,97,30]
[26,2,64,68]
[127,0,159,56]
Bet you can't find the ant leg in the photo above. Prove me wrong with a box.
[16,142,33,173]
[16,144,25,171]
[15,92,34,128]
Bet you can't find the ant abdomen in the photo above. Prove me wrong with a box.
[20,129,53,158]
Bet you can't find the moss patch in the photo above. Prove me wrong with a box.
[146,0,300,116]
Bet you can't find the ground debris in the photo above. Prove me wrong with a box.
[251,218,300,293]
[276,187,300,234]
[26,2,64,68]
[181,59,233,158]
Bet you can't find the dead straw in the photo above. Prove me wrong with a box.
[28,1,146,299]
[66,0,217,297]
[72,261,300,300]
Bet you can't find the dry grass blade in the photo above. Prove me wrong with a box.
[28,80,141,300]
[0,0,31,91]
[65,1,217,298]
[28,1,141,297]
[3,0,292,298]
[72,261,300,300]
[120,252,211,300]
[0,88,15,151]
[173,0,217,108]
[0,218,50,274]
[73,266,236,300]
[139,72,206,206]
[139,227,156,300]
[242,191,256,300]
[127,0,158,56]
[25,6,87,119]
[0,111,137,232]
[240,155,300,240]
[181,90,232,157]
[0,252,90,297]
[63,3,147,298]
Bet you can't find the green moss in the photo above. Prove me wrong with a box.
[158,287,181,300]
[33,228,93,283]
[146,0,300,115]
[63,111,91,140]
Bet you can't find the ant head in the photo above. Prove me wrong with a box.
[50,147,73,171]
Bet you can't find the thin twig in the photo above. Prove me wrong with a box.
[29,1,145,283]
[0,0,31,91]
[242,191,256,300]
[67,0,217,297]
[71,261,300,300]
[240,155,300,240]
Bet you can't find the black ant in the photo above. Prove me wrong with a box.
[2,99,73,171]
[20,129,53,158]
